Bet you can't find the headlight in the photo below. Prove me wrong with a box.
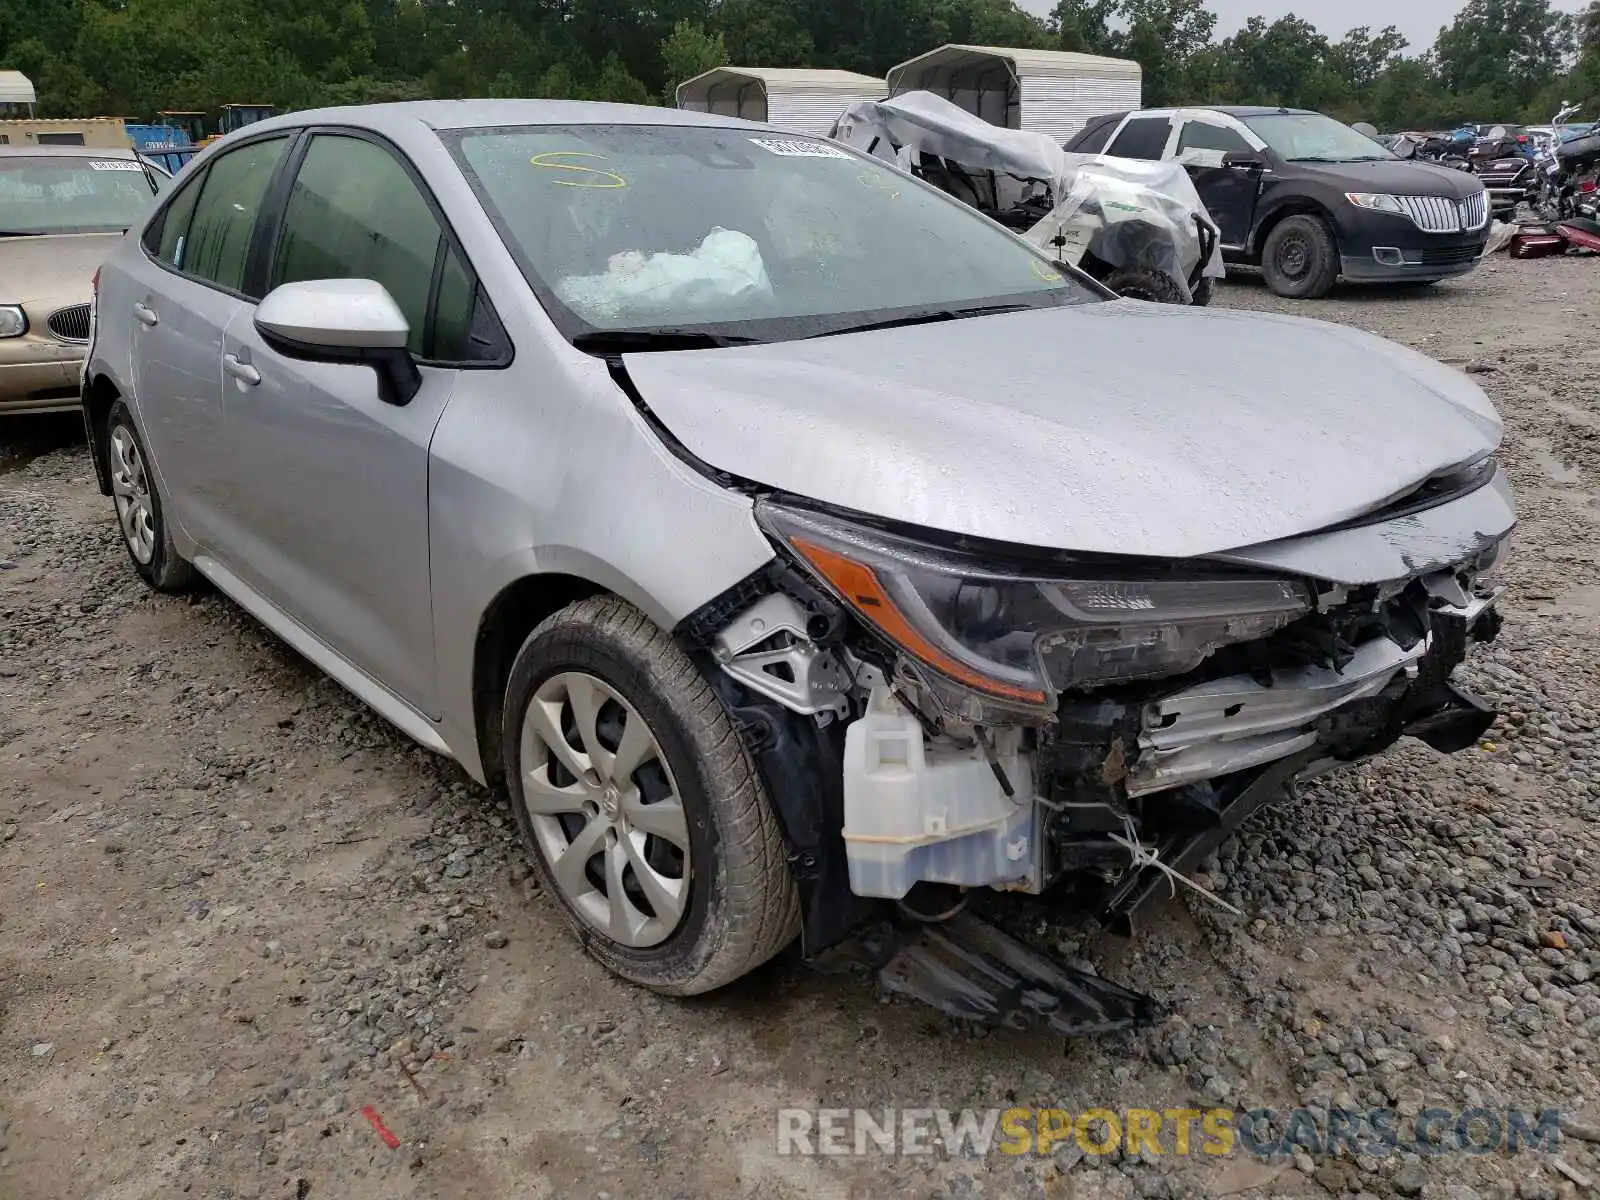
[1346,192,1407,216]
[0,305,26,338]
[758,502,1313,713]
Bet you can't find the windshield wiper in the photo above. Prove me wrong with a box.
[810,303,1039,339]
[572,328,763,356]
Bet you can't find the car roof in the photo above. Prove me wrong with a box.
[1198,106,1315,117]
[239,99,765,137]
[0,145,141,158]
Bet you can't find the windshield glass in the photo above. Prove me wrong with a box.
[0,156,157,234]
[448,124,1097,343]
[1242,113,1394,163]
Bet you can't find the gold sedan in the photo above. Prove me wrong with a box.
[1,146,162,415]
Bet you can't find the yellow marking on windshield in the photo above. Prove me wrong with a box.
[528,151,628,188]
[1030,259,1064,281]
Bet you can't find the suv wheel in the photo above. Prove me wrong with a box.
[1262,214,1339,298]
[501,596,799,995]
[106,401,195,592]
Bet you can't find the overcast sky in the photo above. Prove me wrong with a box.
[1014,0,1589,53]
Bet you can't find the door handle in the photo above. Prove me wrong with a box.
[223,353,261,387]
[133,302,159,328]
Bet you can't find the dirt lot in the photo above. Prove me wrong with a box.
[3,256,1600,1200]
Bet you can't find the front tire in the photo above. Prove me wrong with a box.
[501,596,799,995]
[1262,214,1339,299]
[1103,268,1190,304]
[106,400,195,592]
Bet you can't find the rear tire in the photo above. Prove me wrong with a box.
[1103,268,1190,305]
[1262,214,1339,299]
[501,595,799,996]
[105,400,195,593]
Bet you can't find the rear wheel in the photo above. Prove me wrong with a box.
[106,400,195,592]
[1262,214,1339,299]
[501,596,799,995]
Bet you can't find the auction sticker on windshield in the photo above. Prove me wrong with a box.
[89,160,145,172]
[750,138,851,159]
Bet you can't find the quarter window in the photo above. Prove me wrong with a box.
[182,136,290,293]
[270,135,442,356]
[1107,116,1173,161]
[145,165,206,267]
[1071,121,1117,154]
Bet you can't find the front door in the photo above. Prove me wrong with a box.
[1172,116,1262,250]
[214,131,473,715]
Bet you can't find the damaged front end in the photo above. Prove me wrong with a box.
[677,481,1512,1032]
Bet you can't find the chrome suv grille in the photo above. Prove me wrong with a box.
[1397,192,1489,233]
[46,303,92,343]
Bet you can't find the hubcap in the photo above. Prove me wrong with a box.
[109,424,156,565]
[518,671,691,948]
[1279,237,1311,280]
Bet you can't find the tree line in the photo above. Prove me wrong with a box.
[4,0,1598,132]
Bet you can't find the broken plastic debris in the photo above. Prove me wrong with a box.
[360,1104,402,1149]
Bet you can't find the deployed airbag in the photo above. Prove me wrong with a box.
[556,228,773,323]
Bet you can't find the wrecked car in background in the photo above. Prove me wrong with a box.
[84,101,1513,1032]
[832,91,1224,304]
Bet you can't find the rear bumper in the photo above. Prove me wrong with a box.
[0,354,85,415]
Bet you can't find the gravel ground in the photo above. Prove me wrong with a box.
[3,255,1600,1200]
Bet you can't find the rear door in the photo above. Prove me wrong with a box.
[215,129,503,713]
[1171,114,1262,251]
[127,134,292,549]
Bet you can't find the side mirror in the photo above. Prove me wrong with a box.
[1222,150,1267,171]
[254,278,421,407]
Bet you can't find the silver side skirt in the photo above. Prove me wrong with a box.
[191,554,454,760]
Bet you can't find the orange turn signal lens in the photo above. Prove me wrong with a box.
[790,537,1050,706]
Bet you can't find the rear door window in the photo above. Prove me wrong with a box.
[1107,116,1174,161]
[1176,120,1253,156]
[182,136,290,294]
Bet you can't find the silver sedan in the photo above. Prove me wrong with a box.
[82,101,1513,1004]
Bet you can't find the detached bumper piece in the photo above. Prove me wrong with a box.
[860,913,1165,1035]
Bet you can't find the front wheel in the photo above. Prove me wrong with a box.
[501,596,799,995]
[105,400,195,592]
[1261,214,1340,299]
[1103,268,1190,304]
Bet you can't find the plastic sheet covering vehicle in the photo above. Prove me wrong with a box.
[1020,154,1226,303]
[832,91,1223,304]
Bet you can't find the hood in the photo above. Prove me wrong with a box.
[623,303,1503,560]
[1294,158,1485,200]
[0,233,120,310]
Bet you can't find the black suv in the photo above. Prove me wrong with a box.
[1067,106,1491,298]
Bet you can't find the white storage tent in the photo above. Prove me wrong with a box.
[676,67,886,136]
[886,45,1140,143]
[0,70,37,114]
